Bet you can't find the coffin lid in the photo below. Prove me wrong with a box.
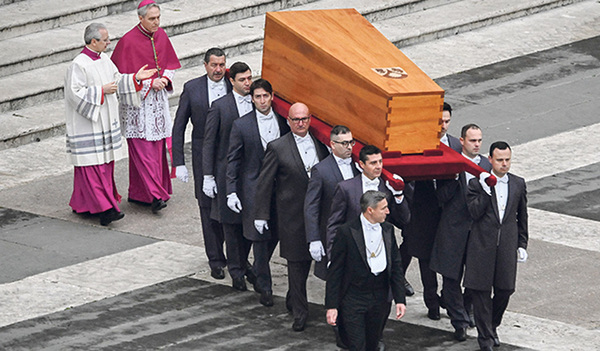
[266,9,443,96]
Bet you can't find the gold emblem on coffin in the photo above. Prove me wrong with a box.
[371,67,408,79]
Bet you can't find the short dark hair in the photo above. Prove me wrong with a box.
[443,102,452,116]
[489,141,511,157]
[359,144,381,163]
[360,190,387,213]
[461,123,481,138]
[330,125,351,139]
[250,79,272,96]
[229,62,251,80]
[204,47,225,63]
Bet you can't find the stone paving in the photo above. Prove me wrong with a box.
[1,1,600,350]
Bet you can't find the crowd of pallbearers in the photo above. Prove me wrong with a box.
[64,1,528,350]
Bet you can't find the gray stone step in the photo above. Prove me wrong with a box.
[376,0,586,47]
[0,0,443,114]
[0,0,24,6]
[0,51,263,151]
[0,0,158,41]
[0,0,319,78]
[0,0,595,149]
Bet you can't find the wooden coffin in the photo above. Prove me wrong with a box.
[262,9,445,154]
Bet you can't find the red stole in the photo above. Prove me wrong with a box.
[111,24,181,78]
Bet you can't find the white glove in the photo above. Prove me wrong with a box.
[227,193,243,213]
[175,165,189,183]
[479,172,492,196]
[202,175,218,198]
[309,241,325,262]
[254,219,269,234]
[517,247,528,263]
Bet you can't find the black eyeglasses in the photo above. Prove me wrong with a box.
[289,116,310,123]
[332,139,356,147]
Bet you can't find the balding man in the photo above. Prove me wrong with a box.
[254,102,328,331]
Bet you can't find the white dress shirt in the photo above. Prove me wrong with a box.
[294,133,318,176]
[440,133,449,146]
[494,174,509,223]
[360,214,387,275]
[462,153,481,184]
[207,78,226,107]
[333,154,354,180]
[361,173,380,193]
[233,90,253,117]
[256,109,280,150]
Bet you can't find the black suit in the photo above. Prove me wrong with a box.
[203,92,249,280]
[446,134,462,154]
[172,75,231,271]
[304,154,359,280]
[255,132,328,321]
[430,155,491,330]
[326,175,411,258]
[401,134,462,311]
[465,174,528,349]
[226,110,289,292]
[326,217,406,351]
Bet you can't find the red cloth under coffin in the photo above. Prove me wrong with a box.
[272,96,496,189]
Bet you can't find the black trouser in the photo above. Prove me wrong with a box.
[286,260,312,320]
[416,258,440,310]
[442,275,471,329]
[199,203,226,270]
[222,223,251,279]
[340,288,391,351]
[252,238,278,293]
[471,288,514,349]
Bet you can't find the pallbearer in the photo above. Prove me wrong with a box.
[226,79,290,306]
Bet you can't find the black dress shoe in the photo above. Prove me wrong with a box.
[427,308,441,320]
[128,197,150,206]
[151,198,167,213]
[99,208,124,226]
[232,277,247,291]
[492,328,500,347]
[404,279,415,296]
[259,291,274,307]
[210,267,225,280]
[292,316,306,331]
[453,327,467,341]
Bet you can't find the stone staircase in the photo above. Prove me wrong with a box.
[0,0,588,150]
